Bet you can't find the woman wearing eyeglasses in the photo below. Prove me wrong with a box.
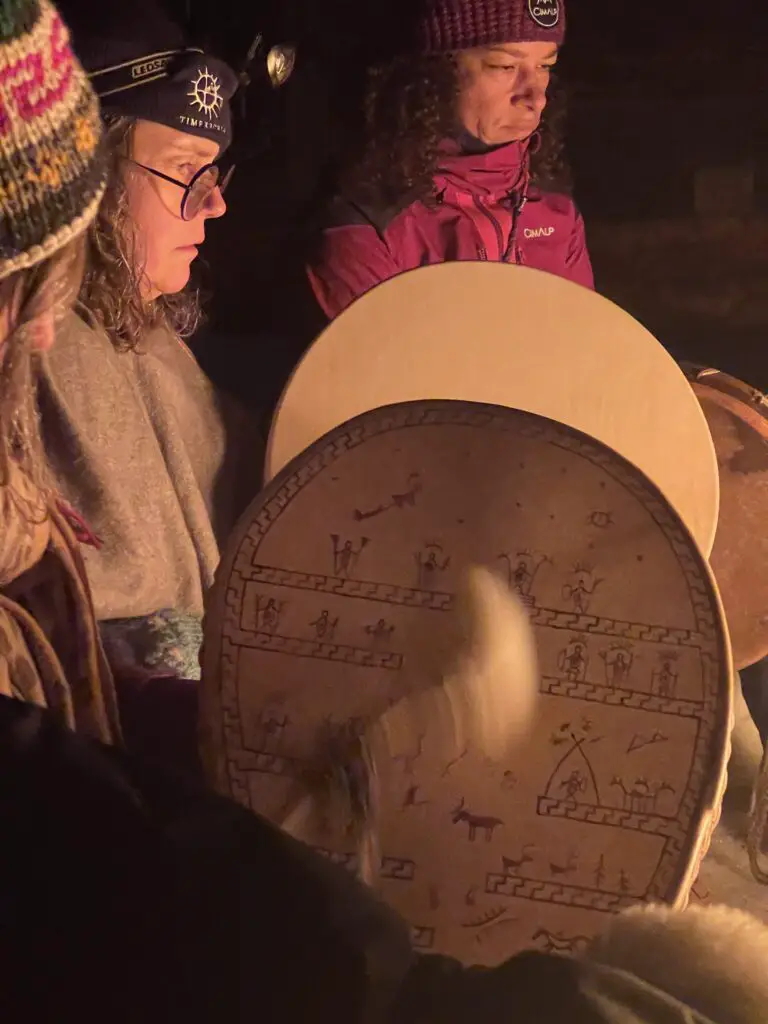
[37,0,264,776]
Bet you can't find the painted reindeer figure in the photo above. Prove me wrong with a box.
[501,844,535,874]
[612,776,675,815]
[634,778,676,814]
[549,849,579,878]
[611,776,646,813]
[452,797,504,842]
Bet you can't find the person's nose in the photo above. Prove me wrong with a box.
[512,68,547,110]
[202,185,227,220]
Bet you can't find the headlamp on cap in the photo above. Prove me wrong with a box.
[266,44,296,87]
[239,32,296,92]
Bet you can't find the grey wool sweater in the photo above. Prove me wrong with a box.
[37,312,263,678]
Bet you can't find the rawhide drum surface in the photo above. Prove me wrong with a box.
[266,262,719,557]
[202,400,732,966]
[682,363,768,670]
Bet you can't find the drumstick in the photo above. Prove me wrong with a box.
[279,566,539,884]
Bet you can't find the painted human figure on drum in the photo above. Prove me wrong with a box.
[310,609,339,640]
[416,544,451,589]
[563,565,602,614]
[558,637,589,682]
[306,0,593,322]
[560,769,588,805]
[498,550,548,599]
[257,597,285,633]
[652,655,679,699]
[601,644,634,686]
[365,618,396,647]
[331,535,369,578]
[512,558,532,593]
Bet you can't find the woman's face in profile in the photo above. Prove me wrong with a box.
[123,120,227,300]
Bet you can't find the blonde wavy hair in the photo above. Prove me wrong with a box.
[77,117,202,352]
[0,239,86,486]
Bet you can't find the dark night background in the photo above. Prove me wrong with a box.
[160,0,768,412]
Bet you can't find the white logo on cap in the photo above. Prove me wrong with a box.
[132,56,173,80]
[188,67,223,118]
[527,0,560,29]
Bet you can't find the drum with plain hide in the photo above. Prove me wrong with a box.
[266,263,719,556]
[682,364,768,671]
[202,400,732,966]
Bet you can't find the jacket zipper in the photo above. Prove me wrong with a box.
[472,194,528,264]
[503,196,528,264]
[471,195,506,261]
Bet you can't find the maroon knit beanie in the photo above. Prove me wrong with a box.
[419,0,565,53]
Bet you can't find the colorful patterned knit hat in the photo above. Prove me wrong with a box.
[418,0,565,52]
[0,0,106,283]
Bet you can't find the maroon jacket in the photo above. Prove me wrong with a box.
[308,136,594,319]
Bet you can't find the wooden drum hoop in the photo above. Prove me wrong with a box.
[682,362,768,670]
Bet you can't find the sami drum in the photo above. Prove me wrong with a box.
[202,398,731,966]
[682,363,768,672]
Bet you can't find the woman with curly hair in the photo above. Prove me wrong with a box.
[307,0,593,320]
[35,0,263,771]
[0,0,119,747]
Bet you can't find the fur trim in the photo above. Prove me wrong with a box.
[585,903,768,1024]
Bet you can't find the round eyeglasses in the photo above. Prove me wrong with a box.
[126,159,235,220]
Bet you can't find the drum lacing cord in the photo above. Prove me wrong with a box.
[747,743,768,883]
[279,723,382,887]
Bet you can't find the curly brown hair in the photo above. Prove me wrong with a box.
[77,117,202,353]
[341,54,570,207]
[0,239,86,487]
